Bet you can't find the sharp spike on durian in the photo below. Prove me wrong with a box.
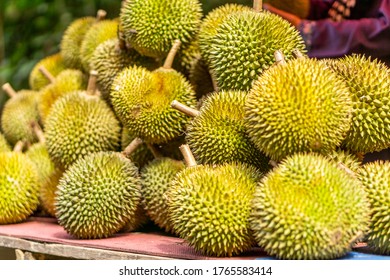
[179,144,197,167]
[38,66,56,83]
[163,40,182,69]
[2,83,17,98]
[171,100,200,118]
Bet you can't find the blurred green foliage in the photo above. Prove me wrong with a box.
[0,0,252,110]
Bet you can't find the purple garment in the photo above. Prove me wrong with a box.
[299,0,390,66]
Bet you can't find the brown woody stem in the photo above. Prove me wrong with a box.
[274,50,287,66]
[146,143,163,159]
[163,39,181,69]
[171,100,200,118]
[38,66,55,83]
[13,141,25,152]
[122,137,144,158]
[87,70,98,95]
[30,121,45,144]
[2,83,17,98]
[96,9,107,21]
[209,68,219,92]
[253,0,263,12]
[293,49,305,59]
[269,160,278,168]
[337,162,356,178]
[179,144,197,167]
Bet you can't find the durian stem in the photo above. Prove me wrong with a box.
[147,143,163,159]
[122,137,144,158]
[171,100,200,118]
[337,162,356,178]
[87,70,98,95]
[163,39,181,69]
[117,35,127,51]
[293,49,304,59]
[274,50,287,66]
[2,83,17,98]
[209,69,219,92]
[96,9,107,21]
[355,152,364,162]
[179,144,197,167]
[13,141,25,152]
[253,0,263,12]
[30,121,45,144]
[38,66,56,83]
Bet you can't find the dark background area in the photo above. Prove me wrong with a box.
[0,0,251,110]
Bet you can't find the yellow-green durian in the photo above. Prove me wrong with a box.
[29,53,66,91]
[120,0,202,58]
[79,19,118,72]
[45,91,121,168]
[55,151,142,239]
[110,65,197,144]
[358,162,390,255]
[89,38,158,103]
[245,57,352,162]
[263,0,310,19]
[60,16,96,69]
[141,157,185,233]
[185,90,270,171]
[250,153,370,260]
[0,152,39,224]
[209,10,306,91]
[0,133,11,152]
[325,55,390,154]
[25,142,56,187]
[38,69,87,125]
[1,90,40,145]
[168,162,260,257]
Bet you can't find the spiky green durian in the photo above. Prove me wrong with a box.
[173,39,201,78]
[45,91,121,168]
[325,55,390,154]
[184,90,270,171]
[25,142,56,187]
[1,90,40,145]
[29,53,66,91]
[358,162,390,255]
[245,57,352,162]
[38,69,87,125]
[0,152,39,224]
[327,149,362,174]
[120,0,202,58]
[60,17,96,69]
[263,0,310,19]
[0,133,11,152]
[90,38,158,103]
[168,162,260,257]
[55,151,142,239]
[209,10,306,91]
[198,3,252,65]
[111,65,197,144]
[141,157,185,233]
[40,168,64,218]
[80,19,118,72]
[250,153,370,260]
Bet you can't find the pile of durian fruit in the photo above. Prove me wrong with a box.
[0,0,389,260]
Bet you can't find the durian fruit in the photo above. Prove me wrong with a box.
[327,149,362,174]
[120,0,202,58]
[1,83,40,145]
[325,54,390,154]
[55,141,143,239]
[168,145,260,257]
[141,156,185,233]
[60,10,106,69]
[0,142,39,224]
[0,133,11,152]
[358,162,390,255]
[173,39,201,78]
[40,168,64,218]
[198,3,252,65]
[29,53,66,91]
[245,52,352,162]
[250,153,370,260]
[89,38,158,103]
[208,4,306,91]
[80,18,118,72]
[172,90,270,171]
[38,68,87,125]
[111,40,197,144]
[263,0,310,19]
[45,72,121,168]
